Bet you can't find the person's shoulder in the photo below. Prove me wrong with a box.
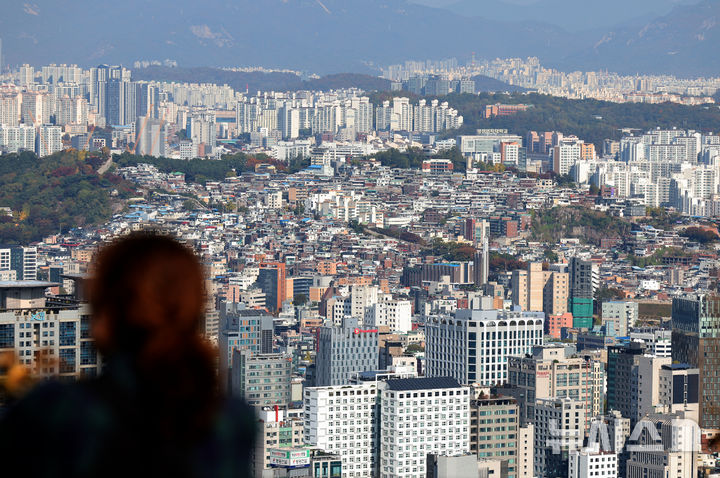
[3,380,75,422]
[214,398,258,444]
[2,379,110,434]
[0,381,84,461]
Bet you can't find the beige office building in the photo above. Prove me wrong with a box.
[508,345,604,428]
[511,262,568,316]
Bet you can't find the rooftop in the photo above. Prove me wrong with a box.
[385,377,461,391]
[0,281,59,289]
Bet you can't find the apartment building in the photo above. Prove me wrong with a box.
[425,309,544,386]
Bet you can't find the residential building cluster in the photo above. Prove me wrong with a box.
[0,64,461,161]
[382,56,720,105]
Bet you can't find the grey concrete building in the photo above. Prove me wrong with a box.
[231,349,292,408]
[314,317,378,386]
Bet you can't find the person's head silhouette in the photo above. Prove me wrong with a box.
[1,232,256,478]
[90,232,218,437]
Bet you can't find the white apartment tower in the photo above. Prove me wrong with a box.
[425,309,544,386]
[304,381,380,477]
[365,294,412,333]
[35,125,62,157]
[379,377,470,478]
[568,446,618,478]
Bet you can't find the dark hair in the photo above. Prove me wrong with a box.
[89,232,218,439]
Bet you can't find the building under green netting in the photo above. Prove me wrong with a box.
[570,297,593,329]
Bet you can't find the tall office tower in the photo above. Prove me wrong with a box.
[507,344,604,428]
[0,246,37,281]
[304,380,380,476]
[230,349,292,408]
[348,285,378,322]
[469,394,534,478]
[533,398,586,478]
[217,305,274,387]
[606,342,645,425]
[466,219,490,287]
[314,317,378,387]
[35,125,62,157]
[625,413,700,478]
[380,377,470,478]
[256,262,286,313]
[89,65,130,121]
[135,116,167,157]
[425,309,544,386]
[569,257,594,328]
[473,249,489,288]
[636,354,672,422]
[568,446,617,478]
[135,82,159,119]
[0,282,102,395]
[671,294,720,429]
[105,77,137,126]
[601,300,639,336]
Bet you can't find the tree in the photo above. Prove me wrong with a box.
[293,294,308,307]
[543,248,559,263]
[405,343,424,354]
[0,150,135,243]
[595,287,624,302]
[682,226,719,244]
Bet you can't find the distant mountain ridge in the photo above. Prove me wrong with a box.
[134,68,526,95]
[559,0,720,76]
[0,0,718,76]
[0,0,585,73]
[472,75,530,93]
[441,0,692,32]
[133,67,393,93]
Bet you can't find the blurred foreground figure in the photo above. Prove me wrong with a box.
[0,233,255,477]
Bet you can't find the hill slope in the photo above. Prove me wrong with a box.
[0,151,135,243]
[472,75,530,93]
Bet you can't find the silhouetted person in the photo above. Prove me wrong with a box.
[0,233,255,477]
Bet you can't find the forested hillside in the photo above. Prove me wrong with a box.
[0,151,135,243]
[447,93,720,148]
